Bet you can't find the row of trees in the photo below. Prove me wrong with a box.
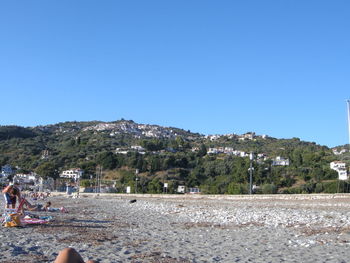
[74,146,339,194]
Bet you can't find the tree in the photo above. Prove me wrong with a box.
[79,161,97,178]
[148,177,162,193]
[164,155,176,169]
[35,162,59,179]
[96,151,117,170]
[149,156,161,173]
[197,144,207,157]
[141,139,164,151]
[291,149,303,167]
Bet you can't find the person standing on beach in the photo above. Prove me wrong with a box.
[2,182,21,209]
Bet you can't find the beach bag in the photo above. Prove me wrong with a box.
[3,213,22,227]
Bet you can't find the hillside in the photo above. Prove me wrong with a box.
[0,120,348,194]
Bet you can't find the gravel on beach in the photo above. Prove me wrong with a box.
[1,194,350,263]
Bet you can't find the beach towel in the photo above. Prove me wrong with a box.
[21,214,53,225]
[21,217,50,224]
[1,209,53,226]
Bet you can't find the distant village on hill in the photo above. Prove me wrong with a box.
[0,120,349,195]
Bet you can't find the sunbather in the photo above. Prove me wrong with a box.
[20,199,52,211]
[19,199,67,213]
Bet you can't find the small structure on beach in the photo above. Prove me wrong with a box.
[177,185,201,194]
[188,187,201,194]
[177,185,185,193]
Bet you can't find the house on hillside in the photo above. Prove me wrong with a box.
[207,148,219,154]
[206,135,221,141]
[131,145,146,154]
[330,161,346,170]
[13,173,37,184]
[191,147,199,152]
[60,168,84,181]
[238,132,255,141]
[330,161,348,180]
[116,148,129,154]
[272,156,290,166]
[1,164,15,178]
[332,148,348,155]
[41,149,50,159]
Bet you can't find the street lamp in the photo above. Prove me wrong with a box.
[249,152,254,195]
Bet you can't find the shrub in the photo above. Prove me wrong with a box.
[80,179,92,188]
[315,183,324,193]
[322,181,338,193]
[261,183,277,194]
[279,187,302,194]
[227,183,248,195]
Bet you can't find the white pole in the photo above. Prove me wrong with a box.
[99,167,101,193]
[347,100,350,150]
[249,152,254,195]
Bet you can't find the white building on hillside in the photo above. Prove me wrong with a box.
[332,148,348,155]
[131,145,146,154]
[1,164,14,177]
[116,148,129,154]
[238,132,255,141]
[206,135,221,141]
[330,161,346,170]
[13,173,37,184]
[60,168,84,181]
[131,145,145,151]
[272,156,290,166]
[330,161,348,180]
[207,148,219,154]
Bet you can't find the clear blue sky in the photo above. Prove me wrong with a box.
[0,1,349,148]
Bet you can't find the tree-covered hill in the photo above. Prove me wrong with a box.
[0,120,348,194]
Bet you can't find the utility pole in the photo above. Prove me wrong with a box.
[95,166,99,193]
[95,165,102,193]
[347,100,350,151]
[249,152,254,195]
[99,166,102,193]
[135,169,139,194]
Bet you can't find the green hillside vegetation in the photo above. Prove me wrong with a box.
[0,121,348,194]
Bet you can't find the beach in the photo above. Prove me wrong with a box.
[1,194,350,263]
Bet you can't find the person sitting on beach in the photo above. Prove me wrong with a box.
[54,248,97,263]
[30,191,39,200]
[2,183,21,209]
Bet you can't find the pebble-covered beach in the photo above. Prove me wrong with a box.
[1,194,350,262]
